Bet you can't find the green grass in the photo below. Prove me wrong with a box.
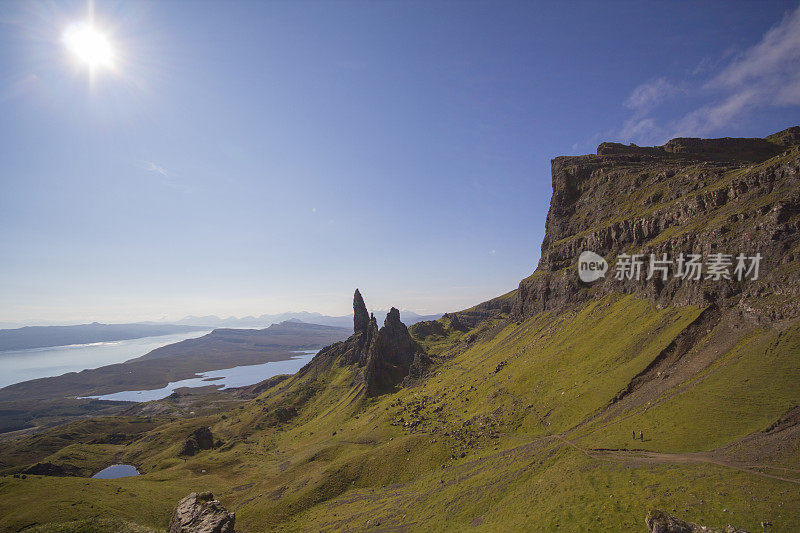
[580,322,800,453]
[26,518,159,533]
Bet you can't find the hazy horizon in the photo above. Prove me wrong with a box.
[0,305,442,329]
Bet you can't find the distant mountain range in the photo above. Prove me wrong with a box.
[141,310,443,330]
[0,311,443,352]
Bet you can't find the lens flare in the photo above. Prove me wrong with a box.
[63,23,114,69]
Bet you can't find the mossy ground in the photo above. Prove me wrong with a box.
[27,518,158,533]
[0,295,798,532]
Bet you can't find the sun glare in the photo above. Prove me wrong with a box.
[63,23,114,69]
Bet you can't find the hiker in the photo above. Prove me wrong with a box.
[639,430,643,441]
[632,430,636,440]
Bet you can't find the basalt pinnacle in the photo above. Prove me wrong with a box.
[309,291,429,395]
[353,289,369,334]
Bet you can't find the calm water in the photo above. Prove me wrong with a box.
[0,331,212,389]
[83,349,318,402]
[92,464,140,479]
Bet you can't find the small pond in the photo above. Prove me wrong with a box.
[92,464,140,479]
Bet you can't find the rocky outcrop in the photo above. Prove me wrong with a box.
[304,290,429,395]
[598,136,785,163]
[21,461,81,477]
[411,290,516,335]
[662,137,783,162]
[514,126,800,322]
[645,509,747,533]
[169,492,235,533]
[364,308,422,395]
[767,125,800,147]
[179,427,215,456]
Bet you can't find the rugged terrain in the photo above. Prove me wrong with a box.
[1,127,799,532]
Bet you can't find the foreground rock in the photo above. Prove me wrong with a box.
[178,427,215,456]
[169,492,235,533]
[645,509,748,533]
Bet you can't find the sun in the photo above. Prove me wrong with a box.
[63,23,114,69]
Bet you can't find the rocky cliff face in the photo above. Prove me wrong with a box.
[513,126,800,322]
[302,290,428,395]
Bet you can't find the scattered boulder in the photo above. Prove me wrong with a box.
[645,509,748,533]
[169,492,235,533]
[179,427,215,457]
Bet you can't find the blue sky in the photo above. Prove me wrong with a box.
[1,1,799,324]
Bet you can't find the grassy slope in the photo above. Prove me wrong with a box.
[581,322,800,453]
[1,295,799,532]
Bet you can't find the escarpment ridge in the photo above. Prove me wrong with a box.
[512,126,800,321]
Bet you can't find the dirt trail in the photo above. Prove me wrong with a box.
[517,394,800,486]
[586,448,800,485]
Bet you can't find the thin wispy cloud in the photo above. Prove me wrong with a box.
[616,78,680,145]
[709,8,800,93]
[624,78,680,114]
[617,4,800,144]
[138,160,193,193]
[143,160,169,177]
[618,117,658,143]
